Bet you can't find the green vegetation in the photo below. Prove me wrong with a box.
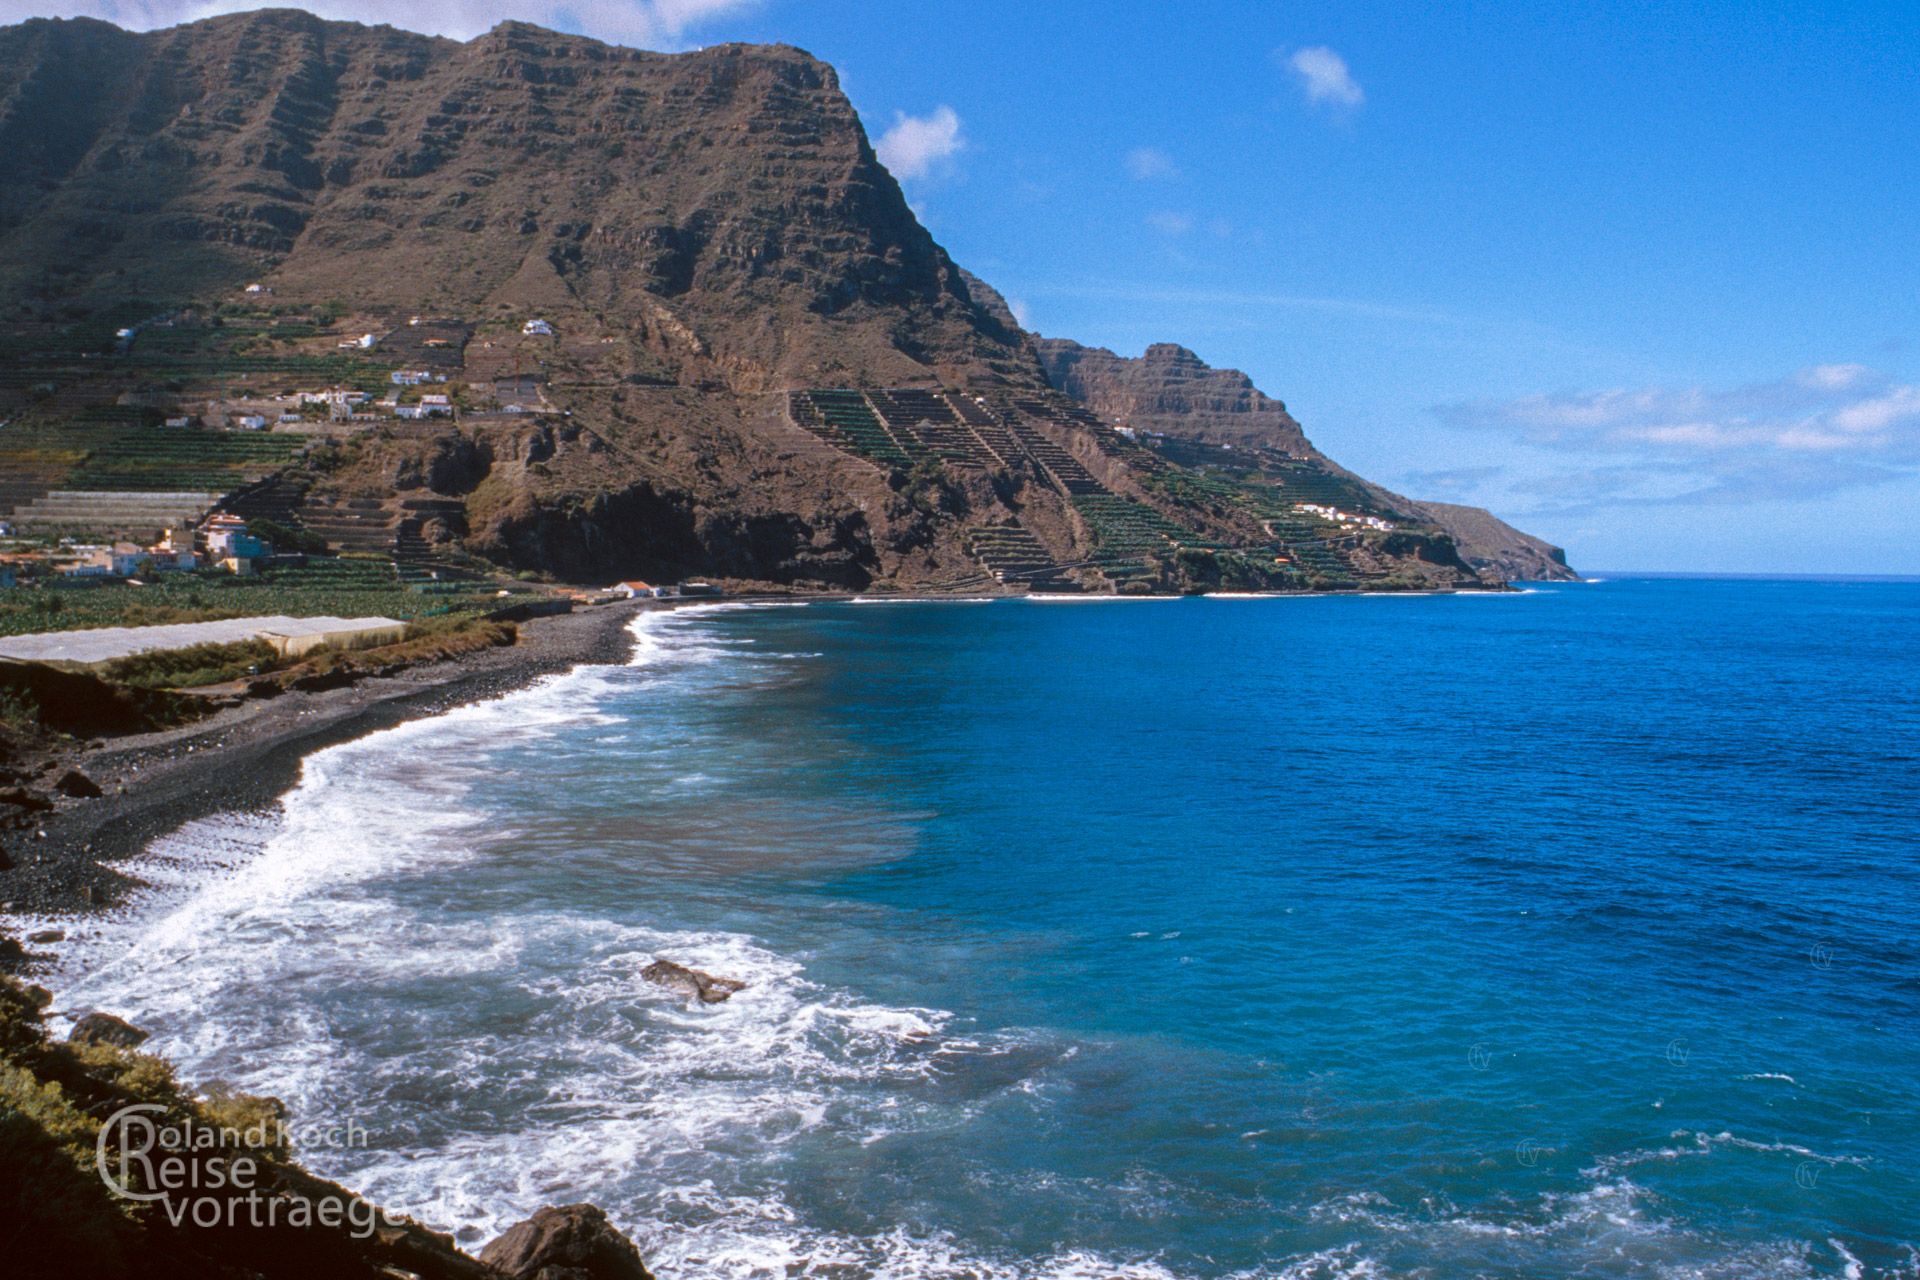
[304,611,516,674]
[66,429,307,492]
[0,561,524,638]
[246,518,330,556]
[0,975,477,1280]
[0,685,39,731]
[1070,495,1223,582]
[101,639,277,690]
[790,390,926,467]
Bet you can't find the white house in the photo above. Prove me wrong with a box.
[391,369,432,386]
[523,318,554,336]
[66,543,156,577]
[234,414,269,431]
[163,416,193,428]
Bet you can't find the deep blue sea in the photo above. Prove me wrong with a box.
[37,579,1920,1279]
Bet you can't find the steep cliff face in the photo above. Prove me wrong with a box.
[0,9,1041,393]
[1035,337,1577,578]
[0,10,1056,587]
[1411,501,1576,581]
[1035,338,1316,455]
[0,11,1567,590]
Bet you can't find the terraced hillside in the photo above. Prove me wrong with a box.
[0,10,1560,592]
[0,419,309,537]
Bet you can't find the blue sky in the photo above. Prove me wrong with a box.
[13,0,1920,572]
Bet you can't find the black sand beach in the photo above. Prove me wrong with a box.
[0,600,648,921]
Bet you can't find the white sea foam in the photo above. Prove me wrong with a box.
[1019,594,1179,603]
[1588,1130,1873,1176]
[1306,1179,1838,1279]
[851,596,1001,604]
[11,600,1889,1280]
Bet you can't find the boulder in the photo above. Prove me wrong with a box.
[27,928,64,944]
[69,1011,150,1049]
[0,787,53,813]
[479,1204,654,1280]
[640,958,747,1005]
[53,768,104,799]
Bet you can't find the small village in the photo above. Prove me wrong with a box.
[1293,502,1398,533]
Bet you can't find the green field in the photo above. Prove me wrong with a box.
[0,558,525,638]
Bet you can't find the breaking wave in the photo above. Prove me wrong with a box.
[22,592,1916,1280]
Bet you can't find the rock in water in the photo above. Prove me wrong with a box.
[68,1011,149,1049]
[641,958,748,1005]
[480,1204,654,1280]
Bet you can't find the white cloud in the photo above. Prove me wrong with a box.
[1146,210,1194,236]
[874,105,964,181]
[1008,297,1033,329]
[1829,385,1920,434]
[1798,362,1872,390]
[1124,147,1178,181]
[0,0,759,48]
[1285,45,1364,108]
[1439,363,1920,508]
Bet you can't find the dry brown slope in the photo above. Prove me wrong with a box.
[1410,501,1576,581]
[1035,338,1317,456]
[1035,337,1576,574]
[0,9,1041,393]
[0,10,1061,587]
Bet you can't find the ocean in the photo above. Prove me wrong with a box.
[36,579,1920,1279]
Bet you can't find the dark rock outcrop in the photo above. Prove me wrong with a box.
[642,958,747,1005]
[480,1204,655,1280]
[53,768,103,799]
[68,1010,149,1048]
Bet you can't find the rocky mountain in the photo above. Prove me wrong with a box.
[0,9,1568,592]
[1408,500,1573,582]
[0,9,1037,391]
[1034,338,1578,580]
[1035,339,1317,455]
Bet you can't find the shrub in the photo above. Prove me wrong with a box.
[246,518,330,556]
[0,686,38,731]
[101,639,278,690]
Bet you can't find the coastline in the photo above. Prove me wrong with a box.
[0,583,1520,930]
[0,597,669,923]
